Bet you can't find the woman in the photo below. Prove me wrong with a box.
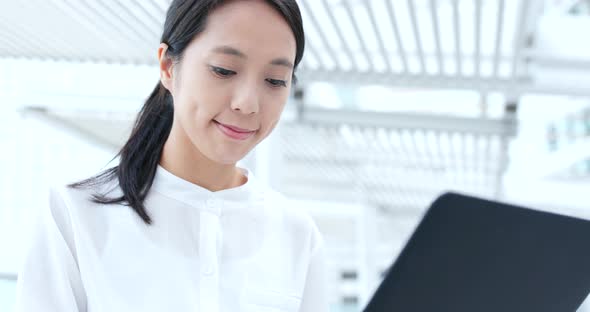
[14,0,327,311]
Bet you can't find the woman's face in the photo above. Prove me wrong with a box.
[160,0,296,165]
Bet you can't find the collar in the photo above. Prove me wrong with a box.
[150,164,265,214]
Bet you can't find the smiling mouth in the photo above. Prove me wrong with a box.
[213,120,258,140]
[214,120,257,132]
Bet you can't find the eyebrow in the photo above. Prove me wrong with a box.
[212,45,294,69]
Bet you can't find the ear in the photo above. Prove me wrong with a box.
[158,43,174,92]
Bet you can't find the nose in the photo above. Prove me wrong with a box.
[230,82,260,115]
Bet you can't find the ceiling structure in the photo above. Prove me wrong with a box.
[3,0,588,212]
[1,0,589,94]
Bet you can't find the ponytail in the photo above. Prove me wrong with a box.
[69,83,173,224]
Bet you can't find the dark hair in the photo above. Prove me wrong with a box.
[69,0,305,225]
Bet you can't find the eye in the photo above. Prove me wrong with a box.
[266,78,287,88]
[210,66,236,78]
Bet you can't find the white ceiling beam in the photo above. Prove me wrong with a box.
[94,0,155,51]
[342,0,376,71]
[384,0,409,74]
[474,0,483,78]
[365,1,394,73]
[300,0,336,71]
[131,0,164,29]
[17,1,88,60]
[511,0,532,81]
[280,180,430,212]
[493,0,506,78]
[0,42,19,59]
[320,0,360,71]
[52,0,121,62]
[298,68,531,92]
[452,0,463,76]
[0,28,34,59]
[494,136,510,199]
[296,107,518,137]
[407,0,426,74]
[523,83,590,97]
[147,0,168,16]
[79,0,151,56]
[306,127,420,209]
[394,129,427,205]
[526,52,590,70]
[0,9,62,61]
[302,43,325,71]
[1,1,588,97]
[18,106,119,153]
[299,65,590,97]
[429,0,444,75]
[0,272,16,281]
[66,0,142,62]
[282,140,502,174]
[112,0,160,41]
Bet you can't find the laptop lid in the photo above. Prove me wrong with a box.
[364,192,590,312]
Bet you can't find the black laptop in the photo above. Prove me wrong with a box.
[364,192,590,312]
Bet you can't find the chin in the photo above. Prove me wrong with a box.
[212,149,250,165]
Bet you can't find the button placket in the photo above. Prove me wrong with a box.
[205,198,222,216]
[199,198,222,311]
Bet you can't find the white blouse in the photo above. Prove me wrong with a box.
[14,165,328,312]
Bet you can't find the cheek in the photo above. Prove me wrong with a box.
[178,81,230,125]
[260,97,288,133]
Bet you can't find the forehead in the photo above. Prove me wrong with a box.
[188,0,296,62]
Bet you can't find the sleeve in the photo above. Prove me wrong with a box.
[13,187,87,312]
[298,222,330,312]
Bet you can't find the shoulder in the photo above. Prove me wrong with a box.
[25,181,102,259]
[50,174,119,209]
[263,188,324,252]
[45,173,123,227]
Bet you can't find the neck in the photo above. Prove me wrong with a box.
[159,126,247,192]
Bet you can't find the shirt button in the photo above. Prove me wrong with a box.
[206,199,216,207]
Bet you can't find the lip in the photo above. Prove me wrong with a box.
[214,120,257,140]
